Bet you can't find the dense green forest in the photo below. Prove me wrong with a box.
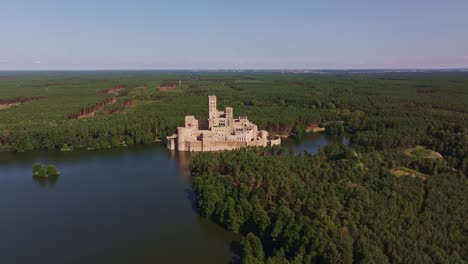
[0,71,467,173]
[0,71,326,152]
[1,71,467,263]
[191,145,467,263]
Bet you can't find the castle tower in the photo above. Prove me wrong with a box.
[225,107,233,127]
[176,127,186,151]
[208,95,217,127]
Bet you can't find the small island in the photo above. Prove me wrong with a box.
[32,163,61,178]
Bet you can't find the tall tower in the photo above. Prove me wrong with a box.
[208,95,217,125]
[225,107,233,127]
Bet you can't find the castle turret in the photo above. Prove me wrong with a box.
[166,134,177,150]
[177,127,186,151]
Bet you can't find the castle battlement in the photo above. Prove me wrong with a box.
[166,95,281,151]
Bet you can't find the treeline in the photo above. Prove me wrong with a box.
[343,106,467,173]
[0,114,173,151]
[191,145,467,263]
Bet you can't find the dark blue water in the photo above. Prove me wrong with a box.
[0,133,347,264]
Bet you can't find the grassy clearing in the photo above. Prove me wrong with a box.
[342,179,366,189]
[403,145,444,160]
[391,166,428,180]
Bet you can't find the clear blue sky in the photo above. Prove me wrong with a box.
[1,0,467,70]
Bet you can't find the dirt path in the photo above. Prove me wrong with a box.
[101,85,125,95]
[0,96,42,110]
[305,123,325,132]
[0,103,22,110]
[68,85,134,119]
[69,97,117,119]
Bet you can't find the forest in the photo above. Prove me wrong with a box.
[1,71,467,263]
[0,71,466,171]
[191,145,466,263]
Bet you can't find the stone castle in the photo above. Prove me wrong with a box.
[167,95,281,151]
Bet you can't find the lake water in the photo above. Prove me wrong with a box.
[0,133,347,264]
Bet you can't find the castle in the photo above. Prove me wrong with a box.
[166,95,281,151]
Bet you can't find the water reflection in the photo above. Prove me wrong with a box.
[0,142,239,264]
[0,133,348,264]
[172,150,199,179]
[32,174,59,187]
[283,133,349,154]
[170,133,349,180]
[184,187,197,211]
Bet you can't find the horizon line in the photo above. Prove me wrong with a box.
[1,67,468,72]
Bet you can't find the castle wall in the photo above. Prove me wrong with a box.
[184,140,249,151]
[270,136,281,146]
[186,140,202,152]
[167,137,176,150]
[185,116,198,129]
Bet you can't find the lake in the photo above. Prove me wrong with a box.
[0,133,347,264]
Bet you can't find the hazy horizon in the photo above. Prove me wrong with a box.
[1,0,468,70]
[1,68,468,72]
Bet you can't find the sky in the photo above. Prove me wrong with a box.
[1,0,468,70]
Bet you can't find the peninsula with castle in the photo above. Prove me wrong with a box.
[166,95,281,151]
